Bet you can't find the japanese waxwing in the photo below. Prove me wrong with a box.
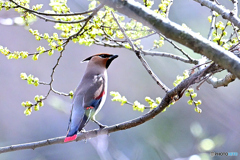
[64,53,118,142]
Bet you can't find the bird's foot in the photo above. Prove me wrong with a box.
[98,124,107,129]
[80,129,86,133]
[92,119,107,129]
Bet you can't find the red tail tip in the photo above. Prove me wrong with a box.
[64,134,77,143]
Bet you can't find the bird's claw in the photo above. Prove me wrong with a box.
[99,124,107,129]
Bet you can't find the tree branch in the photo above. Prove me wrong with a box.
[99,0,240,79]
[30,12,94,24]
[141,50,198,64]
[9,0,96,16]
[207,73,236,88]
[0,60,216,154]
[194,0,240,28]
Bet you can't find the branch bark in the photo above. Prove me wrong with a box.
[194,0,240,28]
[207,73,236,88]
[0,64,216,154]
[99,0,240,79]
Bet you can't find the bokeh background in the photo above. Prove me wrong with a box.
[0,0,239,160]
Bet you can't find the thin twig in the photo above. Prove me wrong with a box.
[207,73,236,88]
[194,0,240,28]
[207,10,217,40]
[31,12,92,24]
[68,4,104,39]
[165,0,173,18]
[41,4,103,100]
[142,50,198,64]
[157,33,196,63]
[43,46,66,100]
[231,0,238,15]
[0,62,217,153]
[111,11,170,92]
[9,0,96,16]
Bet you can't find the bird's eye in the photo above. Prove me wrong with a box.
[99,54,110,58]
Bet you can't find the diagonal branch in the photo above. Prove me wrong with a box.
[157,32,197,63]
[99,0,240,79]
[111,11,170,92]
[9,0,96,16]
[141,50,198,65]
[30,12,94,24]
[194,0,240,28]
[207,73,236,88]
[0,60,215,154]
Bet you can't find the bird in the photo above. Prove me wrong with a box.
[64,53,118,142]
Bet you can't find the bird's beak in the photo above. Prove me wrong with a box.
[109,55,118,60]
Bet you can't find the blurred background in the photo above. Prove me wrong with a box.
[0,0,239,160]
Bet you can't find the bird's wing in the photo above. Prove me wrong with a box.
[83,74,105,109]
[64,74,105,142]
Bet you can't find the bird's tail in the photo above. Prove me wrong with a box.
[64,134,77,143]
[64,111,92,143]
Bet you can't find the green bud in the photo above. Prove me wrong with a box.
[21,102,26,107]
[121,96,127,105]
[196,100,202,106]
[208,16,212,23]
[34,95,40,102]
[162,108,167,112]
[57,40,63,46]
[194,107,202,113]
[39,101,44,107]
[188,88,194,93]
[29,28,33,34]
[32,54,39,61]
[145,97,154,105]
[72,38,78,43]
[150,103,158,109]
[125,43,132,49]
[183,70,189,79]
[191,93,197,98]
[50,42,57,50]
[34,81,39,86]
[133,101,145,112]
[43,33,49,39]
[48,50,54,56]
[27,79,33,84]
[27,75,33,84]
[47,38,53,43]
[25,101,32,107]
[187,99,193,105]
[20,73,27,80]
[7,54,14,59]
[34,105,39,111]
[170,101,175,105]
[213,36,220,42]
[39,95,44,100]
[185,92,190,97]
[57,46,63,51]
[222,31,227,36]
[69,90,74,99]
[20,51,28,59]
[37,46,45,54]
[156,97,162,104]
[35,35,41,41]
[53,33,58,41]
[24,107,32,116]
